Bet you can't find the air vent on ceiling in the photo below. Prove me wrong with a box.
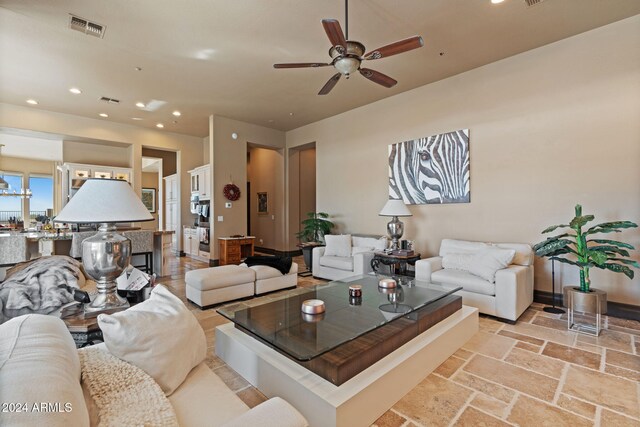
[524,0,545,6]
[69,14,106,38]
[99,97,120,104]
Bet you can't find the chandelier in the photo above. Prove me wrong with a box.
[0,144,32,198]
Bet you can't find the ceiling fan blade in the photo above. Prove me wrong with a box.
[318,73,342,95]
[359,68,397,88]
[322,19,347,53]
[274,62,331,69]
[364,36,424,60]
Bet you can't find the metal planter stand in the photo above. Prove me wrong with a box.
[563,286,607,336]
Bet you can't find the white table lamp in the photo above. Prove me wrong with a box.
[54,179,153,315]
[379,199,412,250]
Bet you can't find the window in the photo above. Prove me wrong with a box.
[29,176,53,222]
[0,173,24,224]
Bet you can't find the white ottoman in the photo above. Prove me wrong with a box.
[247,262,298,295]
[185,265,255,308]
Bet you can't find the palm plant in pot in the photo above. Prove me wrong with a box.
[296,212,334,271]
[533,204,638,315]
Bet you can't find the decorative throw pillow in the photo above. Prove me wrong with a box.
[324,234,352,257]
[351,246,375,256]
[98,285,207,396]
[441,253,474,272]
[352,236,388,251]
[467,248,516,283]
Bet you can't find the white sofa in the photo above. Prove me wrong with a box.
[415,239,534,322]
[0,312,307,427]
[312,234,388,281]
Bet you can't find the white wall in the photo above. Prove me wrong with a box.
[286,16,640,305]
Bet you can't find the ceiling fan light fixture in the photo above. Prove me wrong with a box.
[334,57,360,75]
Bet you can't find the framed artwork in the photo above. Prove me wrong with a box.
[141,188,156,213]
[388,129,470,205]
[74,170,89,178]
[115,172,129,181]
[257,192,268,215]
[94,171,112,179]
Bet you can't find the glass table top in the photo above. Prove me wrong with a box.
[217,274,462,361]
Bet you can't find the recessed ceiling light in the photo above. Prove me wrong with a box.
[268,119,274,123]
[131,117,143,121]
[289,112,294,116]
[99,113,108,118]
[26,99,38,105]
[156,123,164,128]
[136,102,145,108]
[491,0,505,3]
[135,67,142,71]
[69,87,82,94]
[172,110,181,117]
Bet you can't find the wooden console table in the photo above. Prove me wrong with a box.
[219,236,255,265]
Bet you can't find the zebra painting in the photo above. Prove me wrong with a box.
[388,129,470,204]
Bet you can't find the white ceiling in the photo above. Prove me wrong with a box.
[0,0,638,137]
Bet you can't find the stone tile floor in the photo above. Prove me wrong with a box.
[158,255,640,426]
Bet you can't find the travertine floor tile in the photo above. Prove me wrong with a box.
[453,406,512,426]
[508,395,592,427]
[606,349,640,372]
[434,356,465,378]
[213,365,250,392]
[517,309,536,323]
[236,386,267,408]
[498,330,544,346]
[453,348,474,360]
[463,354,559,401]
[371,410,406,427]
[600,409,640,427]
[608,316,640,332]
[470,393,509,419]
[462,331,515,359]
[541,341,601,370]
[562,365,640,417]
[577,329,634,353]
[504,347,565,379]
[604,364,640,382]
[479,316,504,333]
[502,322,575,346]
[392,374,472,427]
[532,315,570,331]
[514,341,541,353]
[452,371,515,403]
[556,394,596,420]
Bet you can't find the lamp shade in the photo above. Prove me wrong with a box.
[379,199,412,217]
[54,178,154,223]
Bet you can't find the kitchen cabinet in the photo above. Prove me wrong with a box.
[188,164,211,200]
[164,174,179,253]
[183,227,199,256]
[60,162,132,208]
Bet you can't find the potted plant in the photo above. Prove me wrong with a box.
[296,212,334,271]
[533,204,638,317]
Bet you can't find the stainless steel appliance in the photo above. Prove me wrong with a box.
[198,223,210,252]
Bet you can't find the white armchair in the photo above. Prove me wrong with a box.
[312,234,388,281]
[415,239,534,322]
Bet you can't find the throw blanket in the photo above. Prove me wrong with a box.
[79,347,178,427]
[0,256,84,322]
[244,255,292,275]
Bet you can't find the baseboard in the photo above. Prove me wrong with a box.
[534,290,640,321]
[254,247,302,257]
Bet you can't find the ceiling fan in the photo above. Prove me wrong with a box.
[274,0,424,95]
